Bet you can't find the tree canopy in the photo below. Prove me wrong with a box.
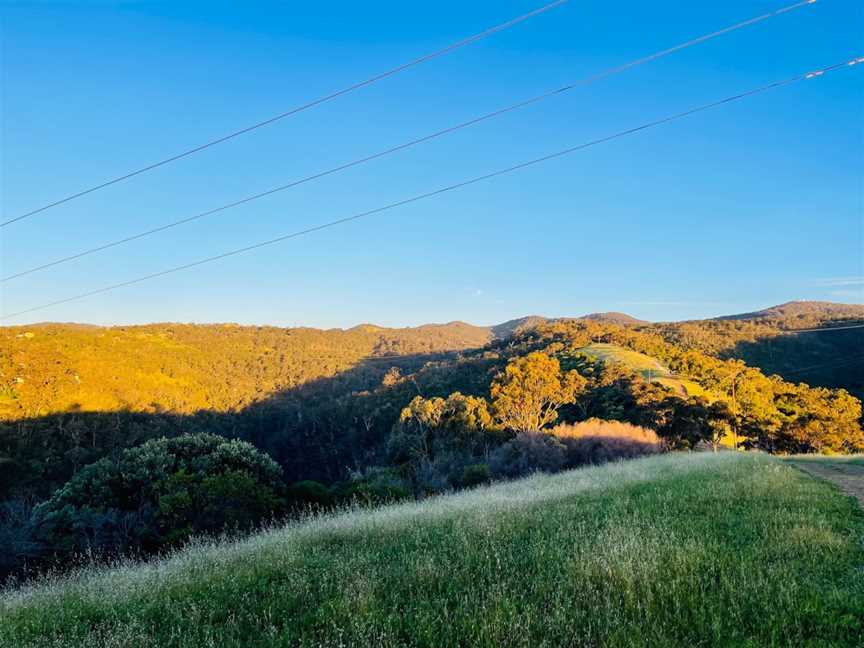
[490,352,587,433]
[33,433,285,557]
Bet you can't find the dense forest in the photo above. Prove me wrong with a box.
[1,302,862,581]
[0,321,491,418]
[651,301,864,399]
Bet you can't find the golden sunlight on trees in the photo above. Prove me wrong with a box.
[393,393,495,462]
[491,352,587,433]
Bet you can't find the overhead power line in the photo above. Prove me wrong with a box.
[778,324,864,334]
[0,0,569,228]
[2,57,860,322]
[778,355,864,377]
[0,0,820,283]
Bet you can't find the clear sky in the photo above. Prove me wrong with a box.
[1,0,862,328]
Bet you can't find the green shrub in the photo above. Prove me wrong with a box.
[288,480,333,508]
[33,433,285,558]
[461,463,491,487]
[334,468,410,505]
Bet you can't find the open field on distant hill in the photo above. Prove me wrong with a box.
[2,453,862,648]
[577,343,706,397]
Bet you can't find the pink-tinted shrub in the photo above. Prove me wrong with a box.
[552,419,664,467]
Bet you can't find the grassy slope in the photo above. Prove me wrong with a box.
[2,453,863,647]
[577,343,706,397]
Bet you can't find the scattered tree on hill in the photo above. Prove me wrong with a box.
[393,392,495,460]
[388,392,500,492]
[653,397,734,451]
[491,352,587,433]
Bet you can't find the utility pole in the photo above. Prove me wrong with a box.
[720,366,743,451]
[730,376,738,451]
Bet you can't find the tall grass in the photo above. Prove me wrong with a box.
[1,453,862,647]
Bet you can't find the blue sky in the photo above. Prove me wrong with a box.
[1,0,862,328]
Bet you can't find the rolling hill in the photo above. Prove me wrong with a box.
[2,311,862,603]
[576,343,705,397]
[580,311,647,325]
[652,301,864,398]
[0,321,492,419]
[2,304,861,502]
[3,301,859,421]
[716,300,864,323]
[2,453,861,647]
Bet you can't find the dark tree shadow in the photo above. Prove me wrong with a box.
[723,328,864,399]
[0,348,502,500]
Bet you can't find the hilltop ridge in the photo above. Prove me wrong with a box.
[4,302,860,418]
[581,311,647,325]
[717,300,864,323]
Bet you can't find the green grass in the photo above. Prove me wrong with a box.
[2,453,863,647]
[577,343,669,376]
[577,343,706,397]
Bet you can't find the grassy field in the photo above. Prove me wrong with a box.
[2,453,863,647]
[576,343,706,397]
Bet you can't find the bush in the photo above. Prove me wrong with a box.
[460,463,491,487]
[489,432,566,479]
[33,434,286,560]
[552,419,664,467]
[288,481,333,508]
[333,468,411,505]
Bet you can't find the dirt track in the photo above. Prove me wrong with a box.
[788,459,864,508]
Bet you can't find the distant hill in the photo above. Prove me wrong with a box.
[473,300,863,399]
[490,312,645,339]
[653,301,864,399]
[717,301,864,326]
[3,309,861,532]
[490,316,548,339]
[581,312,647,325]
[0,321,491,420]
[3,300,861,421]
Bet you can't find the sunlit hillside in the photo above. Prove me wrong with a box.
[0,321,492,418]
[3,301,859,420]
[576,343,705,397]
[653,301,864,398]
[3,0,861,643]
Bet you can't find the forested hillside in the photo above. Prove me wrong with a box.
[2,305,862,581]
[717,301,864,321]
[0,321,491,419]
[2,305,862,501]
[3,301,859,422]
[651,301,864,398]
